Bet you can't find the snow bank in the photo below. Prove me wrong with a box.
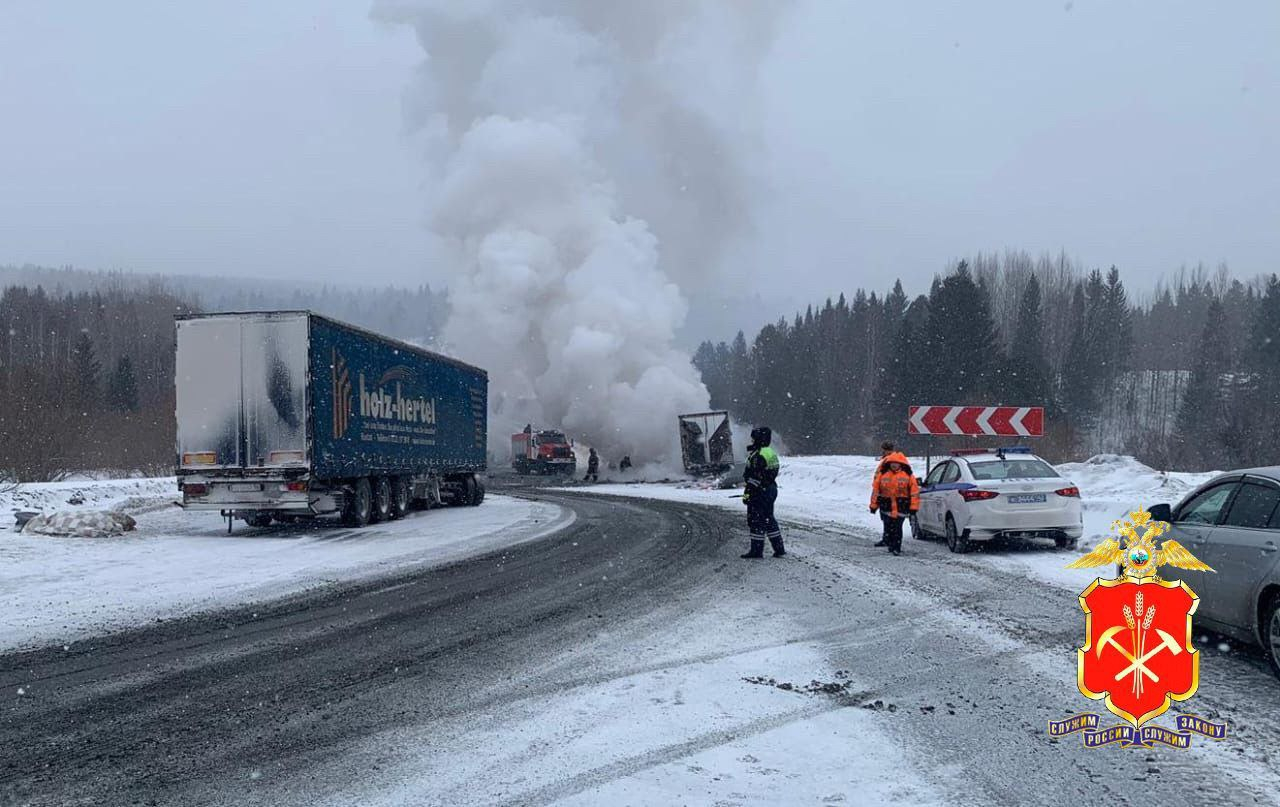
[0,489,571,652]
[2,476,175,536]
[570,453,1220,590]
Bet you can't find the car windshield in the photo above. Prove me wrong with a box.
[537,431,567,443]
[968,460,1060,480]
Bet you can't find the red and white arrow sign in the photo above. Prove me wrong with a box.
[907,406,1044,437]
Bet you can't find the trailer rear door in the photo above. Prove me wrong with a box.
[176,314,309,471]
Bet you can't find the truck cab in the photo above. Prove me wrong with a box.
[511,429,577,475]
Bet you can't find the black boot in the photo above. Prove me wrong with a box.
[741,539,765,559]
[769,534,786,557]
[873,539,886,547]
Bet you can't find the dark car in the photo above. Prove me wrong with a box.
[1148,466,1280,677]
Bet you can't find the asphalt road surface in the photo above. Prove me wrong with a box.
[3,486,1278,806]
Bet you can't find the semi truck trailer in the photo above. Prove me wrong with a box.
[175,311,487,530]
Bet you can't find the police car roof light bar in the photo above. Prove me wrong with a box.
[950,446,1033,457]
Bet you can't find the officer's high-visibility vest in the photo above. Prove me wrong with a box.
[749,446,780,485]
[758,446,779,470]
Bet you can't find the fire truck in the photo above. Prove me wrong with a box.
[511,428,577,475]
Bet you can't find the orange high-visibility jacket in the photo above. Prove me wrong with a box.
[870,451,919,518]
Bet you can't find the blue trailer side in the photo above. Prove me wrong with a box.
[175,311,488,530]
[307,315,487,480]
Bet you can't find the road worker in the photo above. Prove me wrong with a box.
[869,451,919,556]
[872,440,895,547]
[741,426,784,559]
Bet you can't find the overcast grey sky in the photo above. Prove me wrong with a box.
[2,1,1276,304]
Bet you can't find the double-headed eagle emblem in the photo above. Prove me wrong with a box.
[1067,509,1214,579]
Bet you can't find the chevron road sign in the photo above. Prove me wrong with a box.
[907,405,1044,437]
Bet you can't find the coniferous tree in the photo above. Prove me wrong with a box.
[728,331,751,419]
[108,355,140,412]
[1061,283,1098,433]
[923,262,1000,403]
[875,296,930,445]
[1243,276,1280,461]
[1174,298,1230,468]
[70,331,100,407]
[1102,267,1134,379]
[1006,275,1051,409]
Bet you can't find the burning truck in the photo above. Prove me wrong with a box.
[678,411,735,476]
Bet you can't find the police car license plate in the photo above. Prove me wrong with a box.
[1008,494,1046,504]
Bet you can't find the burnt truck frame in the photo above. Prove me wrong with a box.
[175,311,488,530]
[678,410,735,475]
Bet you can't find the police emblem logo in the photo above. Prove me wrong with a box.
[1048,509,1229,748]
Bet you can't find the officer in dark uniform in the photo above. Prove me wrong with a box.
[741,426,784,559]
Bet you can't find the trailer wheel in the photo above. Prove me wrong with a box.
[372,476,392,522]
[342,478,372,527]
[390,476,410,519]
[244,512,273,529]
[469,474,485,506]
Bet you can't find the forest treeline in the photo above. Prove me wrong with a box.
[0,268,446,481]
[693,252,1279,471]
[3,258,1274,480]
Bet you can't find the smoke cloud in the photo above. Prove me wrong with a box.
[373,0,781,464]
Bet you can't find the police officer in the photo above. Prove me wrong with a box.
[741,426,784,559]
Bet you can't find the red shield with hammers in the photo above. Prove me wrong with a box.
[1078,578,1199,727]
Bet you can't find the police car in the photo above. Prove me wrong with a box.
[915,447,1083,554]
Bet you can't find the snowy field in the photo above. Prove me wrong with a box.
[0,479,570,651]
[568,453,1219,591]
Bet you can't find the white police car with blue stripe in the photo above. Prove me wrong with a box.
[915,447,1083,554]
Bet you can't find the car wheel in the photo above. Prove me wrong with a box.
[1055,533,1077,550]
[946,515,969,554]
[1265,595,1280,680]
[342,478,372,527]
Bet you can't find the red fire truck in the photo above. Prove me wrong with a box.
[511,428,577,475]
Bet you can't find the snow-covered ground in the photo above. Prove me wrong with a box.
[0,478,570,651]
[568,453,1218,591]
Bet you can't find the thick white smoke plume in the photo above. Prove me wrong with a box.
[374,1,780,465]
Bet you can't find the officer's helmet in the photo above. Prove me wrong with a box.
[750,426,772,447]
